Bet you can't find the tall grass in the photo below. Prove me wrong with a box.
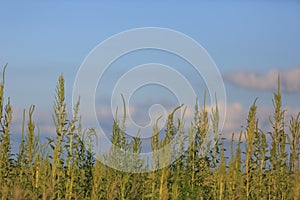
[0,65,299,199]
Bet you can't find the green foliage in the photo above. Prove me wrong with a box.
[0,64,299,199]
[0,65,13,199]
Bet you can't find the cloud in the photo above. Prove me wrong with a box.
[222,102,246,137]
[220,102,300,141]
[10,97,300,146]
[224,68,300,93]
[11,106,56,138]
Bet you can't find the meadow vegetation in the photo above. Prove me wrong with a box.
[0,64,299,199]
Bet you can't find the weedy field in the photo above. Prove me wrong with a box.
[0,64,299,200]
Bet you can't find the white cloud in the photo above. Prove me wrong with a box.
[10,99,300,144]
[220,102,300,141]
[223,102,246,137]
[11,106,56,137]
[224,68,300,93]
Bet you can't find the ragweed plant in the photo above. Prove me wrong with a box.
[0,65,299,199]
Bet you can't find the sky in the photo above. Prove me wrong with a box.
[0,1,300,150]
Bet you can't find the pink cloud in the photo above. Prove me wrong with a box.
[225,68,300,93]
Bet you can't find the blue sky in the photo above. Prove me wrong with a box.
[1,1,300,143]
